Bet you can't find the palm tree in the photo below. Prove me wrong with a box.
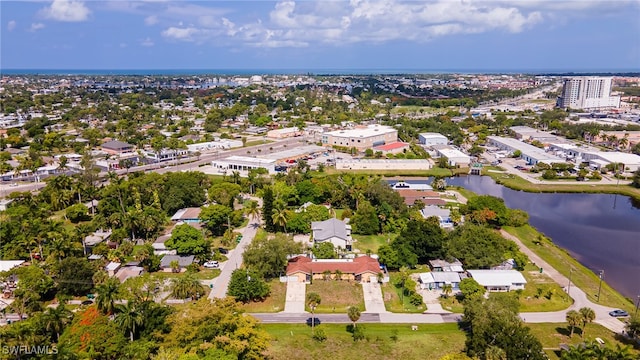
[579,307,596,338]
[44,304,73,341]
[115,301,144,342]
[618,135,629,149]
[441,284,453,298]
[95,278,120,315]
[170,274,205,300]
[347,306,361,329]
[272,203,289,233]
[244,200,261,221]
[170,260,180,273]
[307,292,321,334]
[565,310,581,338]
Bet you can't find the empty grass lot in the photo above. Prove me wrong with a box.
[504,225,634,311]
[439,295,465,313]
[352,233,397,254]
[528,323,640,360]
[241,280,287,313]
[518,265,573,312]
[381,272,427,313]
[305,280,365,313]
[262,323,466,360]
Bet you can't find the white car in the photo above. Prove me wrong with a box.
[203,261,219,269]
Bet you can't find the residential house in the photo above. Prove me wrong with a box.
[311,218,352,251]
[467,270,527,292]
[160,255,195,272]
[0,260,25,273]
[418,272,463,290]
[84,230,112,252]
[152,234,176,256]
[429,259,464,273]
[421,206,453,228]
[285,255,382,283]
[396,189,446,207]
[170,208,202,223]
[105,262,121,277]
[115,262,144,283]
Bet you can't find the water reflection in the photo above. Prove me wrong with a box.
[407,176,640,299]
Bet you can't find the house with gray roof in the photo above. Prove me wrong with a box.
[160,255,194,272]
[311,218,352,251]
[421,205,453,228]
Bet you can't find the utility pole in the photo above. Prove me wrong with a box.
[635,295,640,317]
[567,267,573,295]
[596,270,604,302]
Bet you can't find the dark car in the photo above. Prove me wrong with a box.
[608,309,629,317]
[81,300,94,306]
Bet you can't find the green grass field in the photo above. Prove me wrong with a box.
[381,272,427,313]
[504,225,635,311]
[306,280,365,313]
[241,280,287,313]
[518,266,573,312]
[149,268,221,281]
[528,323,640,360]
[352,233,397,254]
[439,295,465,313]
[324,168,454,177]
[262,323,466,360]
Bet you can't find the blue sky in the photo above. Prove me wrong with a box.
[1,0,639,71]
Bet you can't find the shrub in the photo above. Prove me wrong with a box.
[409,293,424,306]
[352,325,365,342]
[312,328,327,342]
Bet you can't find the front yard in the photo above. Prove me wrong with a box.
[241,280,287,313]
[306,280,365,313]
[518,266,573,312]
[381,272,427,313]
[352,234,397,254]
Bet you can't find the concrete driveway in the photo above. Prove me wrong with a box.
[362,282,387,313]
[284,279,306,313]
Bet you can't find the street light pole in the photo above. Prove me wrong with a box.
[567,267,573,295]
[596,270,604,302]
[635,295,640,317]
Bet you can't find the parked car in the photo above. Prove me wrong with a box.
[203,261,219,269]
[608,309,629,317]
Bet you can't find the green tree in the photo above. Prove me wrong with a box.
[626,314,640,339]
[392,217,446,263]
[442,284,453,298]
[199,204,232,236]
[209,182,242,208]
[565,310,581,338]
[351,198,380,235]
[165,223,209,256]
[579,307,595,338]
[347,306,361,328]
[96,278,121,315]
[459,278,485,300]
[244,200,261,220]
[55,257,95,296]
[312,242,337,259]
[632,169,640,188]
[115,301,144,342]
[58,306,128,359]
[307,292,321,333]
[447,224,515,269]
[43,304,74,341]
[243,232,302,278]
[262,186,275,232]
[170,273,205,300]
[464,195,509,227]
[271,201,289,233]
[227,269,270,302]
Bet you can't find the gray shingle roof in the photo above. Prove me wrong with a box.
[311,218,350,241]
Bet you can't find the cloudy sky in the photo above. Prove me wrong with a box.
[1,0,639,71]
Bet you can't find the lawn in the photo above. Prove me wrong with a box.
[324,168,454,177]
[439,295,465,313]
[483,170,640,201]
[528,323,640,360]
[241,280,287,313]
[380,272,427,313]
[306,280,365,313]
[504,225,635,311]
[352,233,397,254]
[262,323,466,360]
[518,265,573,312]
[149,269,221,281]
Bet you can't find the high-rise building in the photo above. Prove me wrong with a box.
[556,77,620,110]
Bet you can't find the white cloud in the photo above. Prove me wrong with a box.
[30,23,46,32]
[151,0,630,48]
[144,15,158,26]
[40,0,90,22]
[140,37,154,47]
[7,20,17,32]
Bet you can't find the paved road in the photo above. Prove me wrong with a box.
[209,213,261,299]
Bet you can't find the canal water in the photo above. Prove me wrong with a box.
[393,177,640,299]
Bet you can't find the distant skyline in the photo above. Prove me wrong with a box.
[1,0,639,71]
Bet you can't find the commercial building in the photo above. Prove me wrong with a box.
[432,145,471,167]
[101,140,135,155]
[510,126,563,143]
[186,140,242,152]
[335,159,432,171]
[557,77,621,110]
[373,141,410,155]
[322,125,397,151]
[267,127,302,139]
[419,133,448,146]
[487,136,564,165]
[211,156,277,174]
[581,152,640,172]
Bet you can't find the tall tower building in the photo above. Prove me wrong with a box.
[556,77,620,110]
